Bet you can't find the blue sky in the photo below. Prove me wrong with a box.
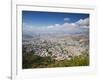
[22,11,89,36]
[22,11,89,27]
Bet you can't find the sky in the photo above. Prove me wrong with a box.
[22,11,89,36]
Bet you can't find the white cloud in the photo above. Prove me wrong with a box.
[23,17,89,35]
[76,18,89,26]
[47,25,54,29]
[54,24,60,27]
[47,24,60,29]
[64,17,70,21]
[62,23,78,31]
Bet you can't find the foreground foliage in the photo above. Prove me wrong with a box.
[22,52,89,69]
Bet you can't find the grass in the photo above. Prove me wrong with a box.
[22,52,89,69]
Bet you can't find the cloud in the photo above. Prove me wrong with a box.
[62,23,78,29]
[23,17,89,35]
[47,23,77,33]
[47,25,54,29]
[47,24,60,29]
[64,18,70,21]
[76,18,89,26]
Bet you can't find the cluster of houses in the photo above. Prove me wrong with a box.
[23,37,89,61]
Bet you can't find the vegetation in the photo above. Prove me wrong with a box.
[22,51,89,69]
